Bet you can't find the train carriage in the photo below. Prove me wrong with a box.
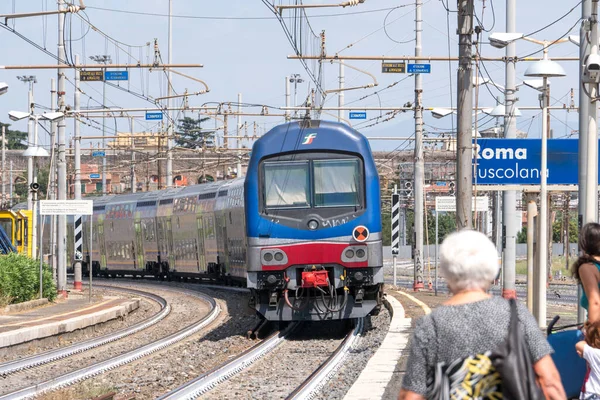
[49,120,382,322]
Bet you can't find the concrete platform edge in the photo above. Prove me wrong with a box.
[2,298,50,314]
[343,293,412,400]
[0,299,140,348]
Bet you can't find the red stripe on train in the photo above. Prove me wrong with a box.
[261,242,367,271]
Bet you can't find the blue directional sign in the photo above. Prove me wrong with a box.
[407,63,431,74]
[435,181,447,186]
[349,112,367,120]
[145,112,163,121]
[90,173,100,179]
[473,139,599,185]
[104,71,129,81]
[92,151,105,157]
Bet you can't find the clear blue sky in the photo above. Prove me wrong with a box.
[0,1,583,153]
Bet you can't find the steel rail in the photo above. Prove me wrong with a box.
[0,287,219,400]
[0,285,170,376]
[286,318,364,400]
[157,322,298,400]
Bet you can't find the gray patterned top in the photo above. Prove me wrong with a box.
[401,296,553,396]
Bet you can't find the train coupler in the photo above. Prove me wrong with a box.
[301,269,329,288]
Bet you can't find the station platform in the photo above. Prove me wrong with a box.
[0,293,140,348]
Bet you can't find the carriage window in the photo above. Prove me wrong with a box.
[313,159,361,208]
[263,161,310,208]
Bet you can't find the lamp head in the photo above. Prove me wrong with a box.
[8,111,30,122]
[524,58,566,78]
[23,146,49,157]
[41,112,65,121]
[430,108,454,119]
[488,32,524,49]
[0,82,8,96]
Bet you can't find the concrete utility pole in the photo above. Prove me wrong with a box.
[413,0,425,290]
[456,0,474,230]
[502,0,517,299]
[578,0,592,324]
[166,0,174,188]
[1,125,5,209]
[57,0,68,296]
[73,54,82,291]
[237,93,242,178]
[285,76,291,122]
[27,88,34,211]
[8,161,12,208]
[89,55,111,196]
[130,117,136,193]
[527,198,537,312]
[580,0,600,322]
[50,78,57,281]
[338,61,345,123]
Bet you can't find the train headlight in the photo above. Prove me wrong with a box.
[345,249,355,259]
[264,252,273,262]
[308,220,319,230]
[354,271,364,281]
[356,249,366,258]
[274,252,284,262]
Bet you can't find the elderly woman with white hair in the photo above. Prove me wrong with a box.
[398,230,566,400]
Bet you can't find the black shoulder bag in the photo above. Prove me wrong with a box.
[490,298,545,400]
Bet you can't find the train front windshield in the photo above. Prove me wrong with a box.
[262,156,363,211]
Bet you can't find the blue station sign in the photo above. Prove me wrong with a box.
[473,139,592,185]
[407,63,431,74]
[90,173,100,179]
[145,112,163,121]
[92,151,105,157]
[349,112,367,120]
[104,71,129,81]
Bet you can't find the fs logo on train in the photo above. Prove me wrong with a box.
[353,225,369,242]
[302,133,317,145]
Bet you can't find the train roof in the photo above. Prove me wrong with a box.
[249,120,372,161]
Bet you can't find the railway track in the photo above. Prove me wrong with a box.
[0,284,220,400]
[286,318,364,400]
[0,285,169,376]
[157,322,298,400]
[159,318,364,400]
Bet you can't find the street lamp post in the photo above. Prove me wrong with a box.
[289,74,304,118]
[89,55,112,195]
[8,111,63,259]
[0,82,7,209]
[524,55,566,328]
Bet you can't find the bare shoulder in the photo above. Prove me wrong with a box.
[579,262,600,279]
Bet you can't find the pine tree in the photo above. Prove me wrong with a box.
[0,122,28,149]
[175,117,214,149]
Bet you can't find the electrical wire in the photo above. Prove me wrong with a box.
[383,6,415,44]
[84,4,411,20]
[522,1,583,39]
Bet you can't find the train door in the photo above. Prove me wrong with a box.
[217,214,229,273]
[134,219,144,270]
[98,221,107,269]
[196,215,205,272]
[165,218,175,270]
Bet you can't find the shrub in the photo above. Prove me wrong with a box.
[0,253,56,304]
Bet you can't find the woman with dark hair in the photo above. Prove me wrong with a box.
[572,222,600,323]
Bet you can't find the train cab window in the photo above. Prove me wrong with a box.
[313,159,361,208]
[0,219,12,241]
[263,161,310,208]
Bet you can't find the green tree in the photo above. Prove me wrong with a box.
[175,116,214,149]
[552,213,579,243]
[13,167,49,205]
[0,122,27,150]
[517,226,527,244]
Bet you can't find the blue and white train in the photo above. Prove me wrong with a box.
[61,120,383,321]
